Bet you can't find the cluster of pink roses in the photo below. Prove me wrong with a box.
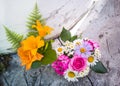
[52,55,70,75]
[52,38,101,82]
[52,55,87,76]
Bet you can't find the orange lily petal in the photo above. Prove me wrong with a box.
[26,62,32,70]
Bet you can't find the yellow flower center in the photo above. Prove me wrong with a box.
[88,56,94,63]
[80,71,84,75]
[57,47,63,52]
[70,45,74,48]
[76,42,81,45]
[68,71,75,78]
[80,48,86,53]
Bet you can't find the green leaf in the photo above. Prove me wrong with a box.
[4,26,23,51]
[37,41,52,54]
[26,3,45,30]
[27,31,38,37]
[31,60,41,69]
[60,27,71,42]
[41,49,57,65]
[78,33,83,39]
[91,61,108,73]
[46,41,52,50]
[26,3,45,37]
[69,35,77,42]
[32,41,56,68]
[44,42,49,51]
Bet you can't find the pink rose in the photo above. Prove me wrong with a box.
[69,55,87,72]
[52,55,70,75]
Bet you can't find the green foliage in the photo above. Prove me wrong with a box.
[60,27,71,42]
[0,54,11,74]
[27,31,38,37]
[27,3,45,37]
[4,26,23,51]
[41,49,57,65]
[78,33,83,39]
[91,61,108,73]
[69,35,77,42]
[44,40,52,50]
[60,27,77,42]
[31,40,57,69]
[27,3,45,29]
[37,41,52,54]
[27,4,56,68]
[31,60,41,69]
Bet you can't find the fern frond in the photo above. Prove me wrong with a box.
[27,31,38,37]
[4,26,23,51]
[27,3,45,30]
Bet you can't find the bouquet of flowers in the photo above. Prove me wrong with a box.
[4,3,107,82]
[4,4,57,70]
[52,28,107,82]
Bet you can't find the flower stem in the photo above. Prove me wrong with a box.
[2,74,9,86]
[86,76,94,86]
[24,68,29,86]
[57,38,64,46]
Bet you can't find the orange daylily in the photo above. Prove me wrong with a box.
[17,36,44,70]
[32,20,53,37]
[18,47,43,70]
[21,36,44,55]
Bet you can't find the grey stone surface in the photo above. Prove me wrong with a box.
[0,55,92,86]
[77,0,120,85]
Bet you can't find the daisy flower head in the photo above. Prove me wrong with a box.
[73,39,83,46]
[63,41,74,56]
[64,69,78,82]
[77,66,90,78]
[64,46,70,54]
[64,41,71,46]
[67,51,74,57]
[74,41,93,58]
[56,46,64,55]
[87,55,98,66]
[94,49,101,59]
[64,41,74,50]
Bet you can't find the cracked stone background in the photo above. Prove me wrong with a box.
[0,0,120,86]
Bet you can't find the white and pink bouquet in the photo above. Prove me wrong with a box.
[52,28,107,82]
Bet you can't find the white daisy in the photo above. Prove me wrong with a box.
[56,46,64,55]
[64,41,74,50]
[64,69,78,82]
[87,55,98,66]
[73,39,83,46]
[64,46,70,54]
[64,41,71,46]
[77,66,90,78]
[64,46,74,57]
[63,41,74,55]
[67,51,74,56]
[94,49,101,59]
